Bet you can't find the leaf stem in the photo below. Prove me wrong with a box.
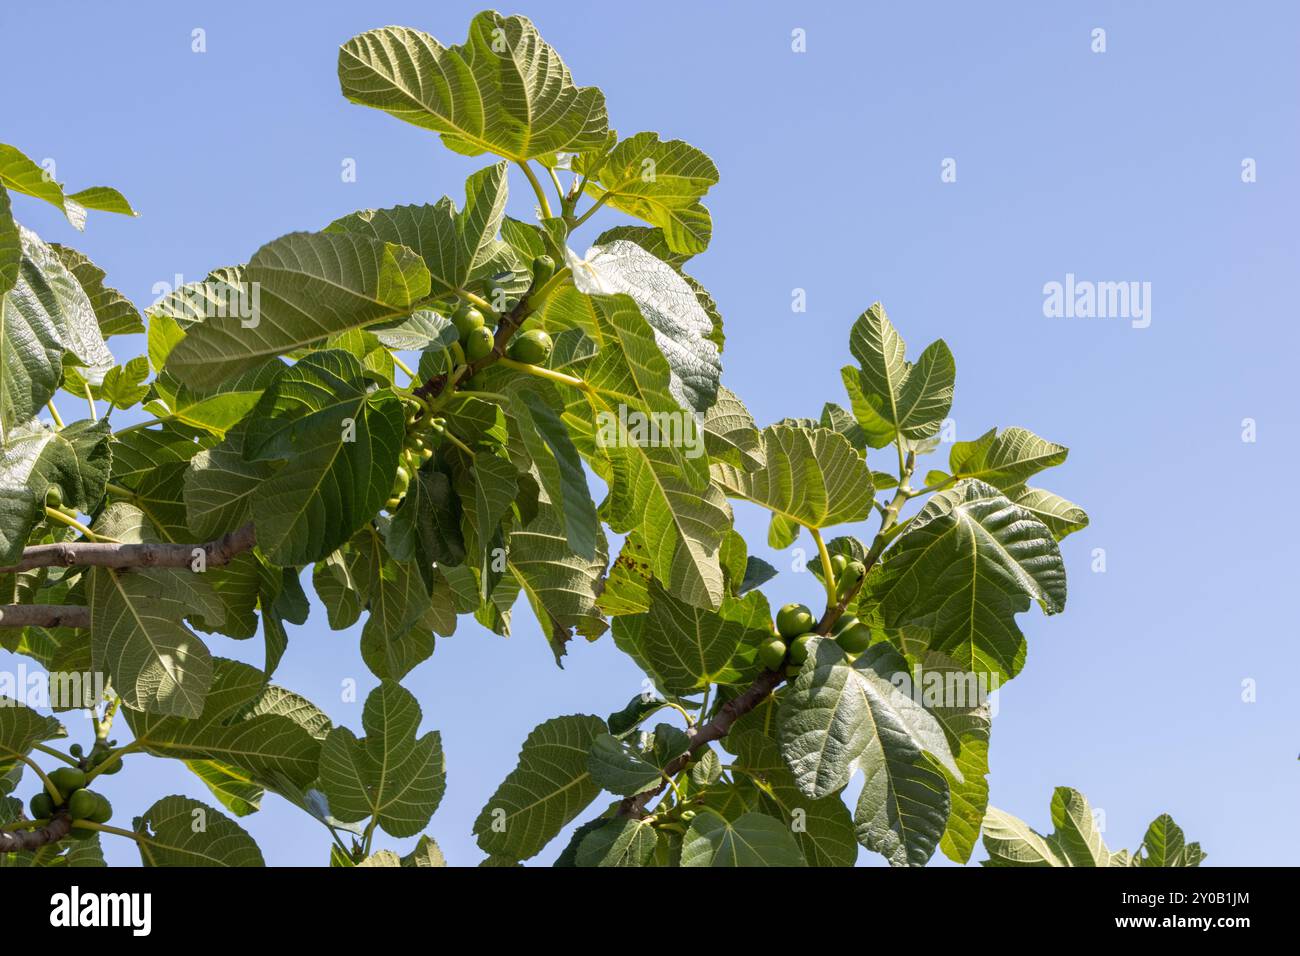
[44,507,113,543]
[808,527,838,609]
[497,355,590,392]
[104,482,135,499]
[663,700,696,728]
[4,817,49,831]
[570,190,611,229]
[325,824,352,856]
[525,265,571,314]
[361,816,377,857]
[112,416,170,436]
[664,773,686,803]
[31,743,79,767]
[454,389,508,402]
[46,402,64,429]
[18,754,65,803]
[391,352,417,381]
[518,161,553,219]
[75,820,143,843]
[545,165,566,207]
[428,420,474,458]
[83,740,140,784]
[82,382,98,421]
[905,474,957,499]
[459,289,497,315]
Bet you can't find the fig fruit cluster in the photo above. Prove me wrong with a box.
[29,763,114,841]
[758,572,873,676]
[386,428,434,511]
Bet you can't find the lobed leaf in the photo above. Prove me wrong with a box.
[473,714,606,861]
[861,480,1066,684]
[318,681,445,838]
[338,14,609,163]
[164,231,430,388]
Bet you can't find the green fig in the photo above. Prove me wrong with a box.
[775,603,815,639]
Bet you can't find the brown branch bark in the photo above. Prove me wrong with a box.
[0,813,72,852]
[618,669,785,819]
[411,282,542,401]
[0,522,255,575]
[0,524,256,629]
[0,604,89,628]
[616,546,876,819]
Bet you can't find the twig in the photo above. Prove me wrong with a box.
[618,669,785,819]
[518,161,553,219]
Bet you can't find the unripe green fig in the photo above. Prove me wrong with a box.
[835,619,872,654]
[89,793,112,824]
[453,302,485,337]
[838,559,865,596]
[532,254,555,287]
[93,751,124,775]
[464,326,495,362]
[69,743,83,758]
[830,553,848,577]
[48,767,86,798]
[507,329,553,365]
[787,633,814,665]
[785,663,803,678]
[758,638,787,671]
[775,603,814,639]
[30,791,54,820]
[68,789,98,821]
[390,468,410,503]
[44,485,63,508]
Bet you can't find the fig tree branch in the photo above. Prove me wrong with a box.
[0,604,89,628]
[0,522,256,575]
[412,270,571,403]
[0,524,258,629]
[0,813,72,852]
[617,668,785,820]
[618,486,898,821]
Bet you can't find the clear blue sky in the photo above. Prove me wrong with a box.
[2,1,1296,866]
